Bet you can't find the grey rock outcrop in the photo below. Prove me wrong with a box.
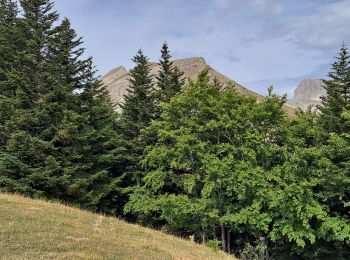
[102,66,129,106]
[287,79,326,110]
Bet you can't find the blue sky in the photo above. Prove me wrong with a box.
[54,0,350,98]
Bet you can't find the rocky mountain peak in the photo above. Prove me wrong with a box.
[101,57,257,108]
[287,79,326,110]
[293,79,326,101]
[102,66,128,86]
[101,57,295,115]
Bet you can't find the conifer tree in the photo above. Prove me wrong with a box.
[0,0,25,191]
[119,50,156,187]
[155,42,184,114]
[320,44,350,133]
[121,50,156,125]
[0,0,20,96]
[0,0,19,138]
[46,18,126,213]
[156,42,172,101]
[0,0,69,197]
[0,0,126,213]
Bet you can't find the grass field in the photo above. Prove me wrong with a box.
[0,193,234,259]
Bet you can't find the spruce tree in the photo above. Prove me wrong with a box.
[119,49,156,187]
[155,42,184,114]
[319,44,350,133]
[0,0,126,214]
[0,0,67,197]
[0,0,20,147]
[46,18,126,213]
[0,0,20,95]
[156,42,172,102]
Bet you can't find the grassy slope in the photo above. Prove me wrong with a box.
[0,193,234,260]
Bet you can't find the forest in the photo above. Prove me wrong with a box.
[0,0,349,259]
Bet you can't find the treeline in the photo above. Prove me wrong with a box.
[0,1,349,259]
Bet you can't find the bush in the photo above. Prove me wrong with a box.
[206,240,221,252]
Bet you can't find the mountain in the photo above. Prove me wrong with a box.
[0,193,234,260]
[287,79,326,110]
[102,57,295,115]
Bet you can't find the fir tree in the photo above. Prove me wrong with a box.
[47,18,127,213]
[0,0,126,213]
[0,0,20,95]
[120,49,156,127]
[16,0,59,105]
[119,49,156,187]
[0,0,20,147]
[155,42,184,114]
[320,44,350,133]
[156,42,172,102]
[0,0,66,196]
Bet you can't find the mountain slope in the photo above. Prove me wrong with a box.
[102,57,295,115]
[0,193,233,260]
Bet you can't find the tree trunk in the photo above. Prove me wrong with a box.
[259,236,268,260]
[226,228,231,253]
[201,232,206,244]
[221,224,226,252]
[213,225,218,240]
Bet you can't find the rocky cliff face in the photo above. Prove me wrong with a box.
[102,57,295,115]
[102,66,130,106]
[294,79,326,101]
[287,79,326,110]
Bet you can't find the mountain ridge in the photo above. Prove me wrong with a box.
[102,57,295,115]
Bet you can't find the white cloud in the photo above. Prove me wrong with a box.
[251,0,350,51]
[213,0,232,9]
[250,0,284,14]
[291,0,350,49]
[53,0,347,97]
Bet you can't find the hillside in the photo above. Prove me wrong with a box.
[102,57,295,115]
[0,193,234,260]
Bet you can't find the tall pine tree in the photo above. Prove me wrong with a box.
[0,0,19,143]
[0,0,60,195]
[119,50,156,188]
[320,44,350,133]
[0,0,126,214]
[47,17,127,213]
[0,0,20,96]
[155,42,184,116]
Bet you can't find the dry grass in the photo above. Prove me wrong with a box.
[0,193,234,260]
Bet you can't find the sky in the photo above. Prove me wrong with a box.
[54,0,350,98]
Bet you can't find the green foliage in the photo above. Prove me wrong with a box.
[1,1,350,258]
[320,44,350,133]
[120,49,155,128]
[207,239,221,252]
[0,0,125,214]
[0,0,22,147]
[267,109,350,259]
[118,49,156,189]
[241,238,268,260]
[126,66,350,258]
[155,42,184,108]
[126,68,288,252]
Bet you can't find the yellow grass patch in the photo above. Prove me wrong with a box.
[0,193,234,260]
